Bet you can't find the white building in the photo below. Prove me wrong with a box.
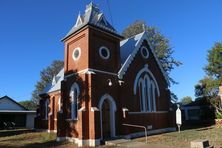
[0,96,36,129]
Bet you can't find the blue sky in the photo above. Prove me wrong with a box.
[0,0,221,102]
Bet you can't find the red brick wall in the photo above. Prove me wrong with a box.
[56,25,174,141]
[35,91,61,131]
[89,27,121,73]
[118,40,174,135]
[64,27,89,73]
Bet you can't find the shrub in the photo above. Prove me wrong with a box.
[215,112,222,119]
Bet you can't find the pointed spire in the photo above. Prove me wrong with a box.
[85,2,99,13]
[142,23,146,32]
[62,2,120,41]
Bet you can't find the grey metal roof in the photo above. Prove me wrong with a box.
[62,2,117,41]
[0,110,36,113]
[40,68,64,94]
[120,32,144,64]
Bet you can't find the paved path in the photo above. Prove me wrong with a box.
[104,139,170,148]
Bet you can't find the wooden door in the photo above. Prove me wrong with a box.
[102,99,111,139]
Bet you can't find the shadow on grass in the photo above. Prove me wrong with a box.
[0,140,77,148]
[0,129,34,138]
[23,140,74,148]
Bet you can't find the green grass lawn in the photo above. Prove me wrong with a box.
[0,126,221,147]
[0,129,76,148]
[135,125,222,148]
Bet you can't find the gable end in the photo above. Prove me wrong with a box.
[118,32,170,86]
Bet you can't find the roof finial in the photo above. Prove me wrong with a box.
[52,76,56,85]
[142,23,146,32]
[86,1,99,12]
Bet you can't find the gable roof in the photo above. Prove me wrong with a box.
[120,32,144,64]
[118,31,170,86]
[0,96,28,111]
[40,68,64,95]
[62,2,119,41]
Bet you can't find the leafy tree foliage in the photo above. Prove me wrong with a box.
[19,100,37,110]
[122,20,182,85]
[204,42,222,78]
[122,20,182,102]
[181,96,193,105]
[195,42,222,115]
[31,60,64,104]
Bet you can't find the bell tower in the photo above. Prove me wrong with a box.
[58,3,123,146]
[62,2,123,74]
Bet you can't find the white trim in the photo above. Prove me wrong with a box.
[123,127,176,139]
[118,31,169,86]
[134,65,160,112]
[134,64,160,96]
[98,94,117,139]
[128,111,169,115]
[47,129,57,133]
[141,46,149,59]
[79,107,86,111]
[75,13,83,27]
[78,68,117,76]
[122,107,129,112]
[72,47,81,61]
[64,68,117,78]
[99,46,110,60]
[56,137,101,147]
[91,107,99,112]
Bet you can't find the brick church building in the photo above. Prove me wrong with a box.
[35,2,176,146]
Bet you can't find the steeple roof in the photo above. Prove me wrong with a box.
[62,2,118,41]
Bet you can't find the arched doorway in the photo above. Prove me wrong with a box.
[98,94,117,140]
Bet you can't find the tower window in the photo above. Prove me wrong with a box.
[72,47,81,61]
[99,46,110,60]
[70,82,80,120]
[141,47,149,59]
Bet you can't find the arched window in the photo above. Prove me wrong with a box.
[99,46,110,60]
[70,82,80,120]
[45,99,49,120]
[134,65,160,112]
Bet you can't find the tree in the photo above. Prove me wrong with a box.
[122,20,182,84]
[19,100,37,110]
[195,42,222,115]
[204,42,222,78]
[181,96,193,105]
[31,60,64,104]
[122,20,182,102]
